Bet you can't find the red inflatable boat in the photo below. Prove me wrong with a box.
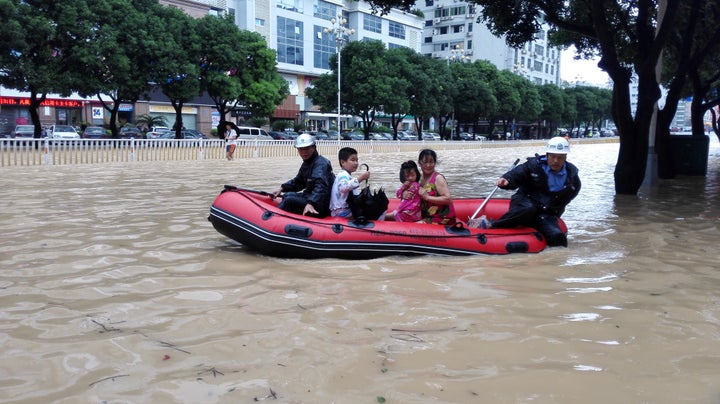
[208,186,566,259]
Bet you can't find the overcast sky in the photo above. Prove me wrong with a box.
[560,47,609,86]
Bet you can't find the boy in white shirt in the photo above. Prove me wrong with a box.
[329,147,371,218]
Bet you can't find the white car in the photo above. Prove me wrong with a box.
[50,125,80,139]
[235,126,272,140]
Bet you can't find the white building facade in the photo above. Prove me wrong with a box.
[419,0,562,86]
[227,0,424,131]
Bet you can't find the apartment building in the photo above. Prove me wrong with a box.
[227,0,423,130]
[419,0,562,86]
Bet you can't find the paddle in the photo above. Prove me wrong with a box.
[223,185,280,198]
[468,158,520,226]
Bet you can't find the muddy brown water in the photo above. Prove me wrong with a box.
[1,139,719,403]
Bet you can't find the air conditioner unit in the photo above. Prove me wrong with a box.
[432,52,440,58]
[466,50,473,55]
[466,31,472,37]
[436,4,442,7]
[434,18,441,23]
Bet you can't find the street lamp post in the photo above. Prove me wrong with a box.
[324,13,354,141]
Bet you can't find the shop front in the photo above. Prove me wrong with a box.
[0,95,85,135]
[149,105,198,130]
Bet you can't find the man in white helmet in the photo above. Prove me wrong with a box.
[488,136,581,247]
[271,134,335,217]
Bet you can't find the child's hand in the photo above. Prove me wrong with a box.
[358,171,371,182]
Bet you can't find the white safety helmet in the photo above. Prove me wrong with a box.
[546,136,570,154]
[294,133,316,148]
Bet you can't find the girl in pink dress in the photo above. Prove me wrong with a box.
[386,160,422,222]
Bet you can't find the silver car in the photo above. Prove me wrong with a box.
[12,125,35,138]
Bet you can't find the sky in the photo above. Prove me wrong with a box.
[560,46,609,86]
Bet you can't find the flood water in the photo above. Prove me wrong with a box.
[1,138,719,403]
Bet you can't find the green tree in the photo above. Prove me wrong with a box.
[511,73,542,135]
[381,47,413,138]
[306,40,392,139]
[408,55,448,137]
[0,0,95,138]
[538,84,565,136]
[654,1,720,176]
[364,0,719,192]
[71,0,162,137]
[471,0,716,193]
[487,70,521,137]
[151,6,201,139]
[451,61,495,139]
[196,15,285,134]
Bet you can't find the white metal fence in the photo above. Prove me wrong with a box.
[0,137,499,167]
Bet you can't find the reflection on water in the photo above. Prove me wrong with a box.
[1,139,720,403]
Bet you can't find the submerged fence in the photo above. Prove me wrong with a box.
[0,137,500,167]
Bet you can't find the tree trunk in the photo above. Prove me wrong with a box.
[611,72,656,195]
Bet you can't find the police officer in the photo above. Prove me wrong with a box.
[490,137,581,247]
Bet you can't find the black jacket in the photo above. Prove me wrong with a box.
[499,154,581,217]
[281,150,335,215]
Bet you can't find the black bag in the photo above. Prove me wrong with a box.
[348,186,389,221]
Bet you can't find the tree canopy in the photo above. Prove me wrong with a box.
[305,40,611,141]
[361,0,720,194]
[0,0,288,138]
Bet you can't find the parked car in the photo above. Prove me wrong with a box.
[158,130,207,139]
[236,126,272,140]
[371,132,393,140]
[342,131,365,140]
[118,127,143,139]
[397,131,418,141]
[146,127,171,139]
[422,133,441,141]
[11,125,35,138]
[313,131,329,140]
[268,131,291,140]
[181,129,207,139]
[82,126,108,139]
[50,125,80,139]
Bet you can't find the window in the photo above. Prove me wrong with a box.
[364,14,382,33]
[389,21,405,39]
[277,17,304,65]
[424,36,433,43]
[534,44,544,56]
[534,60,543,72]
[313,0,336,21]
[468,22,473,32]
[277,0,303,12]
[314,24,335,69]
[452,24,463,33]
[255,18,265,27]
